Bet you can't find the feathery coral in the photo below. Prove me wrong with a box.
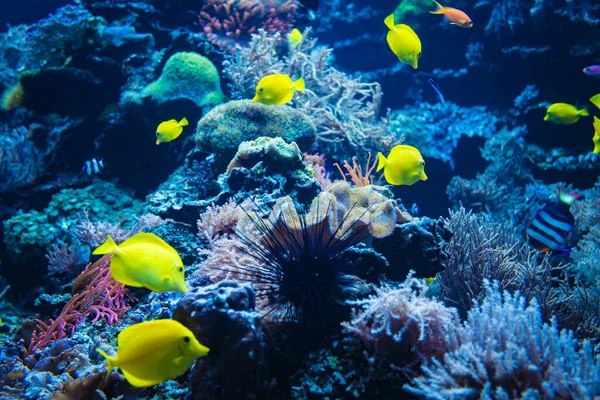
[405,282,600,399]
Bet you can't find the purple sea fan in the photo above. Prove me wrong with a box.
[342,272,460,362]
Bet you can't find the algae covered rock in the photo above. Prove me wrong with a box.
[142,52,225,108]
[195,100,317,170]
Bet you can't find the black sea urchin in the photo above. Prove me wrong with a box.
[232,195,371,323]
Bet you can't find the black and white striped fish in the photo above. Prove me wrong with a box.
[524,187,580,256]
[82,158,104,175]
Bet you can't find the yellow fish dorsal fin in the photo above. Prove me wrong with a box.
[389,145,418,160]
[93,235,120,255]
[118,319,180,349]
[430,0,446,14]
[178,117,189,127]
[384,14,396,31]
[119,232,179,258]
[394,25,419,43]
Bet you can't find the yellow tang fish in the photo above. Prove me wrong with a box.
[384,14,422,69]
[288,28,303,47]
[593,116,600,154]
[544,103,588,125]
[590,93,600,110]
[97,319,209,387]
[376,145,428,186]
[156,117,188,145]
[252,74,305,105]
[93,232,188,293]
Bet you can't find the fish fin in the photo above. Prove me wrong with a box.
[178,117,189,127]
[93,235,120,255]
[384,14,395,30]
[376,152,387,172]
[119,232,178,257]
[544,114,549,121]
[277,90,295,105]
[109,255,143,287]
[156,138,161,145]
[429,0,445,14]
[292,77,305,92]
[97,348,118,378]
[579,108,589,117]
[122,369,162,388]
[557,186,581,205]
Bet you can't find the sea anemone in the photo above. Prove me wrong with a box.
[231,193,372,323]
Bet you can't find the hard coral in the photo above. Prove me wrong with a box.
[199,0,297,51]
[226,136,304,174]
[26,256,132,357]
[142,52,225,108]
[195,99,316,170]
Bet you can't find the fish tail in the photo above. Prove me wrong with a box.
[384,14,395,30]
[96,348,117,378]
[292,77,305,92]
[178,117,189,127]
[579,108,589,117]
[92,235,120,255]
[429,0,445,14]
[376,152,387,172]
[590,94,600,110]
[558,185,581,205]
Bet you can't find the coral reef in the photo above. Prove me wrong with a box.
[195,99,316,170]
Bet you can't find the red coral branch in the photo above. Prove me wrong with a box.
[26,255,133,356]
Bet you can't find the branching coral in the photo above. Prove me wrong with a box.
[199,0,297,50]
[343,272,459,362]
[333,152,381,187]
[405,283,600,399]
[438,207,587,332]
[26,256,132,357]
[223,29,392,156]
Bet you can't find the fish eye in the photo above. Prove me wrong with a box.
[184,336,190,343]
[420,161,425,166]
[259,88,263,92]
[179,267,183,272]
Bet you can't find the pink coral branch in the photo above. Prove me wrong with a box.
[26,255,133,357]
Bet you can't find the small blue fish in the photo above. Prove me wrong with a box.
[428,78,445,104]
[82,158,104,175]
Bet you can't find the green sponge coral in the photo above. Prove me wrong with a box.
[142,52,225,108]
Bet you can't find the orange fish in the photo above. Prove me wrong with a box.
[429,0,473,28]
